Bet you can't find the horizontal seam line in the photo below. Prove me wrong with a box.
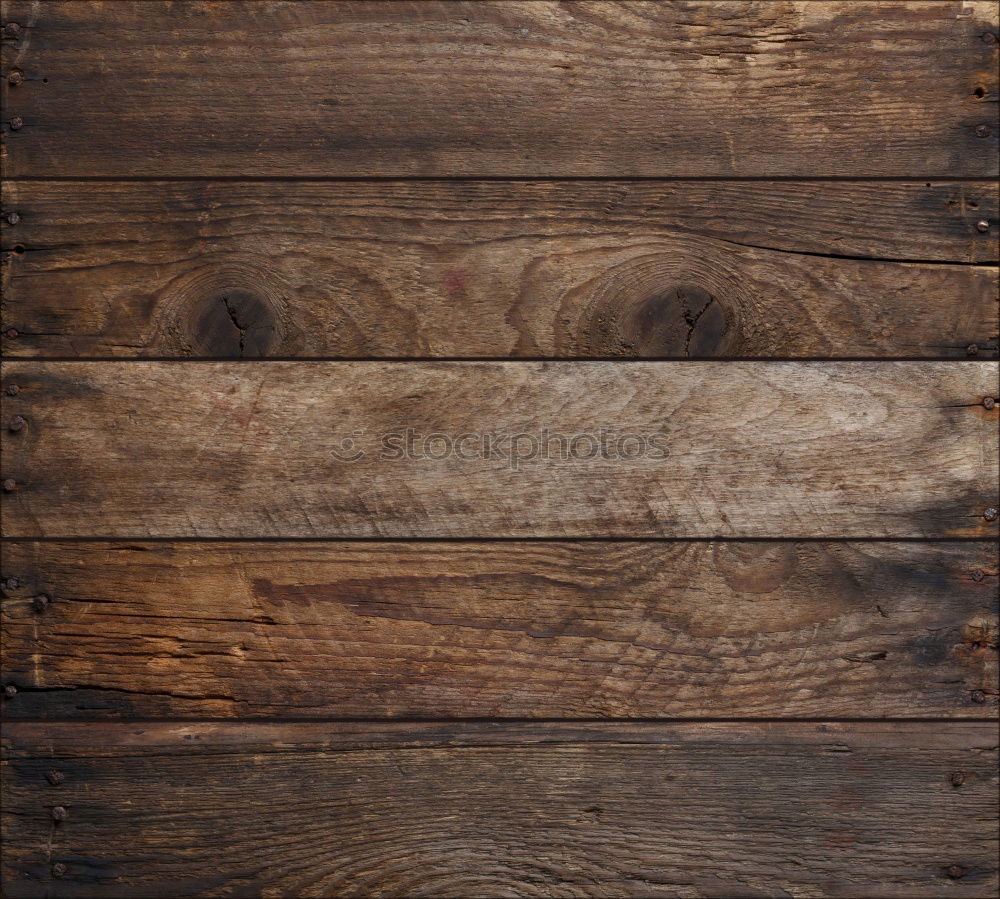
[1,537,997,544]
[3,176,1000,184]
[2,717,996,725]
[3,357,999,363]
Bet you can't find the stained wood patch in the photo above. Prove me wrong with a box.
[1,541,996,718]
[1,361,996,538]
[0,181,997,359]
[2,721,997,897]
[2,1,998,177]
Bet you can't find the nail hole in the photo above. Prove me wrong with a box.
[969,200,979,208]
[41,77,47,84]
[11,245,24,255]
[974,86,987,98]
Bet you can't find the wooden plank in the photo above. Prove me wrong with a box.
[2,1,998,178]
[1,541,996,719]
[1,180,997,359]
[1,361,997,538]
[2,721,997,897]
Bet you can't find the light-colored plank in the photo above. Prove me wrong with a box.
[1,541,996,718]
[1,361,996,538]
[1,181,997,358]
[2,721,997,897]
[2,1,997,177]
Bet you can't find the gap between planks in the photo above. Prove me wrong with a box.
[3,717,997,726]
[3,176,1000,183]
[2,536,998,543]
[6,357,1000,363]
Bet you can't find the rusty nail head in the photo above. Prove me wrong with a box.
[950,771,966,787]
[8,415,25,432]
[984,31,999,44]
[2,479,16,492]
[971,569,985,582]
[3,577,19,591]
[51,806,68,822]
[966,343,979,356]
[52,862,68,877]
[9,116,22,130]
[3,684,17,699]
[970,689,986,703]
[984,507,999,522]
[5,384,18,396]
[975,123,992,137]
[947,865,966,879]
[46,769,65,786]
[984,396,996,410]
[4,23,22,37]
[32,593,50,613]
[7,70,22,85]
[4,328,18,339]
[977,219,991,233]
[5,212,19,226]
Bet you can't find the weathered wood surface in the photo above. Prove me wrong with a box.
[1,361,996,538]
[2,721,997,898]
[1,541,996,719]
[1,181,997,359]
[2,1,998,178]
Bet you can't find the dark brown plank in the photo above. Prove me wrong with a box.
[2,721,997,897]
[1,181,997,359]
[1,361,997,538]
[2,1,998,177]
[1,541,996,718]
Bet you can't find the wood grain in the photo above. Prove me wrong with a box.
[1,1,998,895]
[2,721,997,897]
[2,1,998,178]
[1,361,996,538]
[1,181,997,359]
[1,541,996,719]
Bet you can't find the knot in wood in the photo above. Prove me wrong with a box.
[579,280,734,356]
[159,266,289,357]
